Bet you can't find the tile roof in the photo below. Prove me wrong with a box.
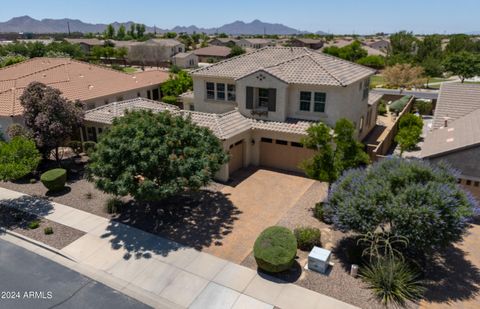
[173,52,195,59]
[368,92,383,106]
[240,38,272,44]
[64,38,105,46]
[85,99,314,140]
[84,98,180,124]
[293,38,323,44]
[191,47,374,86]
[432,82,480,129]
[146,39,183,47]
[422,107,480,158]
[193,46,232,57]
[0,58,170,116]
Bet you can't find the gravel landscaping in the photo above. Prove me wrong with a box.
[0,206,85,249]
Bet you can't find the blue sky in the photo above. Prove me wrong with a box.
[1,0,479,34]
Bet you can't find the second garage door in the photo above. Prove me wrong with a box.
[260,138,314,173]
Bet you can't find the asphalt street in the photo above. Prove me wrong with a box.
[0,238,151,309]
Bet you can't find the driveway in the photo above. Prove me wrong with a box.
[0,239,150,309]
[204,168,318,263]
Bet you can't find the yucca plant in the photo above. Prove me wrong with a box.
[358,232,408,263]
[360,258,425,308]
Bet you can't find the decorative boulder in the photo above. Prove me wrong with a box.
[254,226,297,273]
[40,168,67,192]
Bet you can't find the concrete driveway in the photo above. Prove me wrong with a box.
[204,168,318,263]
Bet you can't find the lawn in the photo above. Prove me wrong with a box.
[370,75,384,88]
[121,66,137,73]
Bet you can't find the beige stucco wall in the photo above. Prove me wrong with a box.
[194,73,373,138]
[173,54,198,68]
[83,85,162,109]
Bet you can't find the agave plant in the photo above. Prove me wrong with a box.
[358,232,408,263]
[360,258,425,307]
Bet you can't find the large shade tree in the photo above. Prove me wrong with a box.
[324,158,478,253]
[20,82,84,161]
[87,110,228,201]
[0,136,41,181]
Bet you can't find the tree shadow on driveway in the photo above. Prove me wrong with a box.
[100,189,241,259]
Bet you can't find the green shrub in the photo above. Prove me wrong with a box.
[377,100,387,116]
[294,227,321,251]
[399,113,423,130]
[6,124,32,139]
[28,220,40,229]
[414,100,433,115]
[360,258,425,307]
[83,141,96,156]
[40,168,67,192]
[0,136,41,181]
[314,202,324,221]
[29,178,37,184]
[44,226,53,235]
[253,226,297,273]
[68,140,83,156]
[105,197,123,214]
[389,96,411,114]
[162,95,178,105]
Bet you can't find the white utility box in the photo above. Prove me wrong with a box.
[307,246,331,274]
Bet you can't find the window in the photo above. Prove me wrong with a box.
[261,137,273,143]
[474,181,479,187]
[217,83,225,100]
[104,99,109,105]
[137,92,141,97]
[258,88,269,107]
[291,142,303,148]
[276,139,288,145]
[147,90,151,99]
[314,92,326,112]
[206,82,215,100]
[466,180,472,186]
[189,104,195,111]
[227,84,236,101]
[362,79,370,100]
[359,116,364,131]
[300,91,311,111]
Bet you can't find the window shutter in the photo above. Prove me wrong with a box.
[268,88,277,112]
[246,87,253,109]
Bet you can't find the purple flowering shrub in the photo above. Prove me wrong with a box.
[325,158,478,252]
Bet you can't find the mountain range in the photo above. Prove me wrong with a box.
[0,16,327,35]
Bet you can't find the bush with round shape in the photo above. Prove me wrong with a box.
[254,226,297,273]
[40,168,67,192]
[360,258,425,307]
[0,136,41,181]
[44,227,53,235]
[294,227,321,251]
[68,140,82,156]
[28,220,40,229]
[325,158,478,253]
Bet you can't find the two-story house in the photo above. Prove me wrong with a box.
[184,47,379,179]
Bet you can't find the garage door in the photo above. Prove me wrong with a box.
[229,140,244,173]
[260,138,314,172]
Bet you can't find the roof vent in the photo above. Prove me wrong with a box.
[88,85,94,89]
[79,74,84,78]
[446,138,454,143]
[42,73,46,78]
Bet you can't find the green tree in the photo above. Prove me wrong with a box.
[323,41,367,62]
[356,55,385,69]
[117,25,126,40]
[388,31,417,64]
[20,82,84,161]
[301,119,369,187]
[416,34,443,64]
[105,24,116,39]
[164,32,177,39]
[446,34,474,54]
[325,158,477,253]
[230,45,246,57]
[443,51,480,82]
[128,23,136,39]
[395,113,423,156]
[0,136,41,181]
[87,111,228,201]
[161,70,193,97]
[136,24,146,39]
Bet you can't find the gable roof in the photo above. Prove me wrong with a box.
[432,83,480,129]
[193,46,232,57]
[292,38,323,44]
[422,107,480,158]
[0,57,170,116]
[64,38,104,46]
[146,39,183,47]
[192,47,374,86]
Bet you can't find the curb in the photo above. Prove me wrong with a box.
[0,227,76,262]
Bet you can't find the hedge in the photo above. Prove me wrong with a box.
[40,168,67,192]
[254,226,297,273]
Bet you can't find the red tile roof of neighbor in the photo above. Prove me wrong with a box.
[0,58,170,116]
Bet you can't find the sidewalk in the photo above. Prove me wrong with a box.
[0,187,358,309]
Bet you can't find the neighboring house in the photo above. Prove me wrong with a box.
[209,38,238,47]
[0,57,170,136]
[323,39,385,56]
[64,38,104,54]
[17,38,54,45]
[83,97,315,181]
[181,47,378,177]
[237,38,274,49]
[172,52,198,68]
[113,39,185,66]
[193,46,232,63]
[421,83,480,199]
[289,38,324,50]
[364,39,390,51]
